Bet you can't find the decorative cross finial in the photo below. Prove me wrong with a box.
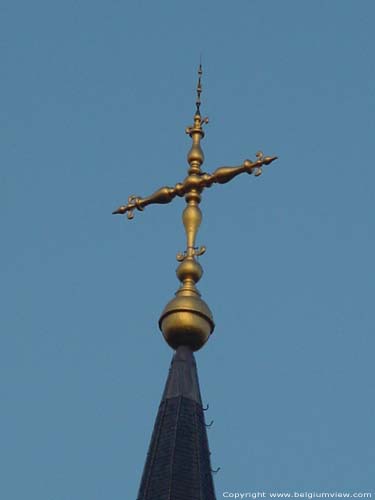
[113,65,278,351]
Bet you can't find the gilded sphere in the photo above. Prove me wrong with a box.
[159,294,215,351]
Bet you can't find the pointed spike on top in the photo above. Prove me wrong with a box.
[196,62,203,116]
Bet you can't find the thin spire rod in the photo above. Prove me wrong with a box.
[196,62,203,116]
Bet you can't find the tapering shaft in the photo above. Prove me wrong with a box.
[182,201,202,257]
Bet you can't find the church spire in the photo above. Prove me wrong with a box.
[113,64,277,498]
[137,346,216,500]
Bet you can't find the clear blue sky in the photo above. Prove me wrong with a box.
[1,1,374,498]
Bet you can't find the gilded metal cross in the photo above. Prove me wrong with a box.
[113,65,278,351]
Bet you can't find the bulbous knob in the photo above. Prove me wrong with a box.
[159,293,215,351]
[187,143,204,166]
[176,258,203,283]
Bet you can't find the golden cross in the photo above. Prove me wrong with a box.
[113,65,278,352]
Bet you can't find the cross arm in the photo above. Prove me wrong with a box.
[200,151,277,188]
[112,182,186,219]
[112,152,277,219]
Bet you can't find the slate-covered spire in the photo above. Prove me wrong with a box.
[137,346,216,500]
